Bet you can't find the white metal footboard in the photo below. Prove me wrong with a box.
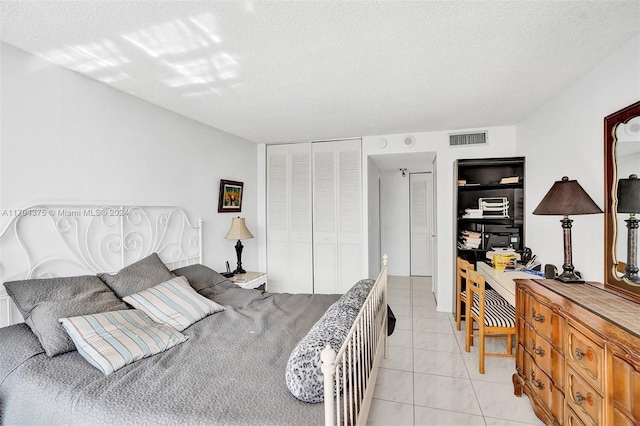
[321,255,388,426]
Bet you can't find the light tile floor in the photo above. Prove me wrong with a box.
[368,275,544,426]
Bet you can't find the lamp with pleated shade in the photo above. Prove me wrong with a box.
[533,176,603,283]
[225,217,254,274]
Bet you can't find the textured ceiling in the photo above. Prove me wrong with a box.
[1,1,639,144]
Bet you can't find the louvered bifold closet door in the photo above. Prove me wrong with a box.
[266,144,313,293]
[313,139,362,294]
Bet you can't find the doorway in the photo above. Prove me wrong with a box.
[367,152,436,279]
[410,172,433,276]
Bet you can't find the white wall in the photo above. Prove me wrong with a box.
[0,42,259,272]
[516,33,640,283]
[363,126,517,312]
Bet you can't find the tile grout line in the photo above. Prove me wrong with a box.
[410,276,416,426]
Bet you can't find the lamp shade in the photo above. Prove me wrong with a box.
[225,217,254,240]
[617,174,640,213]
[533,176,603,216]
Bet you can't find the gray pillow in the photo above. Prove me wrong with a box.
[171,263,232,294]
[3,275,127,357]
[98,253,174,298]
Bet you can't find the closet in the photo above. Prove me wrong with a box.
[266,139,363,294]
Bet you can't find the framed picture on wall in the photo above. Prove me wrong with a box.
[218,179,244,213]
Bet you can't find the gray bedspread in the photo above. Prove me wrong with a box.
[0,273,339,425]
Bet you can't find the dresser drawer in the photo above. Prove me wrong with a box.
[525,352,552,408]
[527,297,551,335]
[610,349,640,424]
[565,406,587,426]
[567,368,604,426]
[527,296,564,350]
[528,324,552,373]
[613,408,636,426]
[567,324,603,393]
[525,352,564,422]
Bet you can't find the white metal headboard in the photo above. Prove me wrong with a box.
[0,205,202,327]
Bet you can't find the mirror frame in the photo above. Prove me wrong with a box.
[604,99,640,302]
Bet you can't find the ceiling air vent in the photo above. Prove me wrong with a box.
[449,131,487,147]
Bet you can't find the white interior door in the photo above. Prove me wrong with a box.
[313,139,362,294]
[266,144,313,293]
[410,172,433,276]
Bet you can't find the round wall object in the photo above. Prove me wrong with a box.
[377,138,387,148]
[403,135,415,148]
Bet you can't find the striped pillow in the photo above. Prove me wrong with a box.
[123,276,226,331]
[59,310,187,375]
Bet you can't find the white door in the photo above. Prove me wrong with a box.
[410,172,433,276]
[266,144,313,293]
[313,139,362,294]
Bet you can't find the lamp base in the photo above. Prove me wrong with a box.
[233,240,246,275]
[622,274,640,284]
[555,271,584,284]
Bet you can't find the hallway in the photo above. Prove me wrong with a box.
[367,275,544,425]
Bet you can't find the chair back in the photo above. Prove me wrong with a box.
[467,269,486,313]
[456,257,474,293]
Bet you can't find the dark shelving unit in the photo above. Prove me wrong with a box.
[455,157,526,265]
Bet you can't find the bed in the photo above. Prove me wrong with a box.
[0,205,388,425]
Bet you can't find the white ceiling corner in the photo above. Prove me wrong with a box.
[1,1,638,144]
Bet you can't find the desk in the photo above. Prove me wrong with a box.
[476,262,532,306]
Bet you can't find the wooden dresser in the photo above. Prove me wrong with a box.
[513,278,640,426]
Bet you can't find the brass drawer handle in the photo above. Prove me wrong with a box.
[531,308,545,323]
[575,391,593,406]
[530,369,545,390]
[573,346,598,381]
[533,346,546,357]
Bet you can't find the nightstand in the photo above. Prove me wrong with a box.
[229,271,268,290]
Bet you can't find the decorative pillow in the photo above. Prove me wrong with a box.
[285,301,357,403]
[3,275,128,357]
[171,264,233,294]
[98,253,175,298]
[123,276,226,331]
[59,309,187,375]
[337,279,375,309]
[285,278,375,404]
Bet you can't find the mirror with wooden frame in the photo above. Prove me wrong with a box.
[604,100,640,302]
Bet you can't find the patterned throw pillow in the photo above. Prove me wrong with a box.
[123,276,226,331]
[59,309,187,375]
[285,279,375,403]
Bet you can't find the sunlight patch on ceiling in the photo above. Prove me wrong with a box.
[38,12,239,98]
[40,39,129,74]
[121,15,216,58]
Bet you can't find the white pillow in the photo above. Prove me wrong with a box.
[59,309,187,375]
[123,276,226,331]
